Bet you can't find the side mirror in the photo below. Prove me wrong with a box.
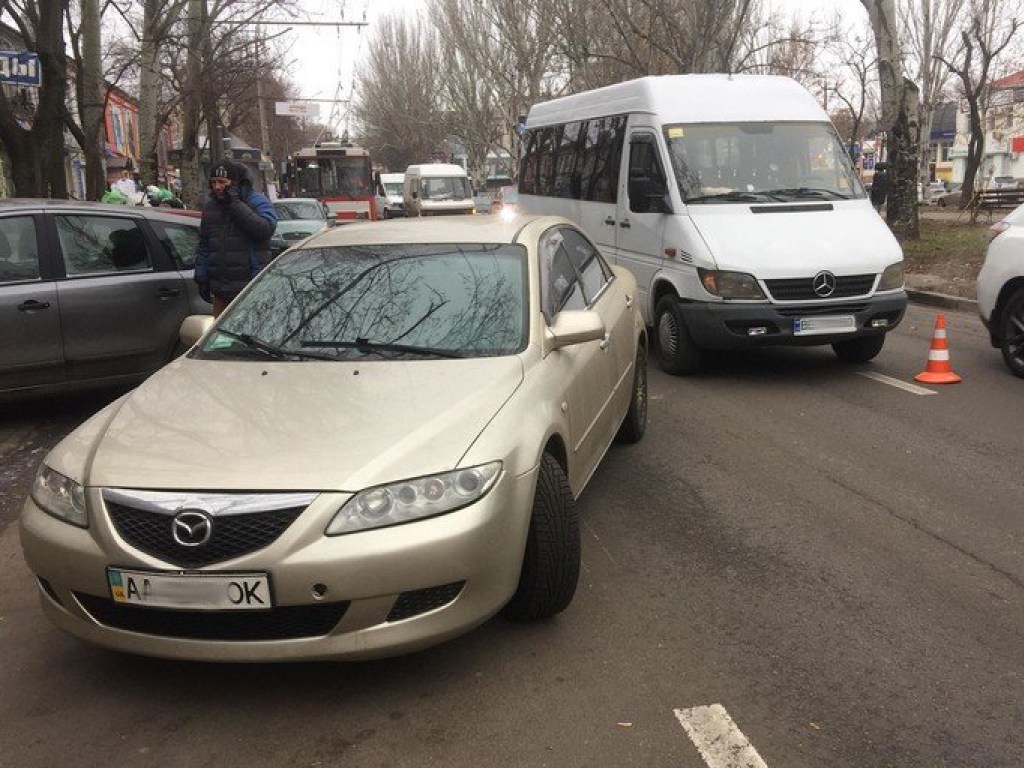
[544,310,606,351]
[179,315,215,349]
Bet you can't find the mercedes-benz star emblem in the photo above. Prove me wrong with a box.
[172,510,213,547]
[812,270,837,298]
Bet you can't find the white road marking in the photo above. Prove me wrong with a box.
[857,371,936,395]
[673,704,770,768]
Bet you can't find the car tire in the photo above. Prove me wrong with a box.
[998,286,1024,378]
[503,454,580,622]
[656,296,702,374]
[615,342,648,443]
[832,334,885,363]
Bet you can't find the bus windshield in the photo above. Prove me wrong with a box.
[296,155,372,199]
[663,121,866,204]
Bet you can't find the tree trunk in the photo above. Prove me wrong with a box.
[34,0,70,198]
[79,0,106,200]
[179,0,205,207]
[137,0,162,189]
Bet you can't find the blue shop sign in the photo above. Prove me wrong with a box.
[0,51,42,87]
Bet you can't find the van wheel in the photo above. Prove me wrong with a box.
[832,335,885,363]
[655,296,701,374]
[616,342,648,443]
[999,286,1024,378]
[502,454,579,622]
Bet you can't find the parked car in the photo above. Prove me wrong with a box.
[988,176,1020,190]
[934,182,963,208]
[977,202,1024,377]
[0,199,209,400]
[270,197,333,257]
[19,214,649,662]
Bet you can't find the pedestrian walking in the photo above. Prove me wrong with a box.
[193,159,278,317]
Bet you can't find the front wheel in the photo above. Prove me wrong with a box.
[616,342,648,443]
[999,286,1024,378]
[655,296,702,374]
[502,454,580,622]
[832,335,885,363]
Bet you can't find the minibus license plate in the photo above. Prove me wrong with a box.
[794,315,856,336]
[107,568,271,610]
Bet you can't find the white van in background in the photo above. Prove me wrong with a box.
[374,172,405,219]
[519,74,908,373]
[403,164,475,217]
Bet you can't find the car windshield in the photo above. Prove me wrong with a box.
[197,244,528,360]
[383,183,403,196]
[274,201,326,220]
[663,121,865,204]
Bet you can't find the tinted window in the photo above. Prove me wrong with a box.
[628,134,670,213]
[202,244,528,359]
[55,216,152,276]
[149,220,200,268]
[0,216,41,283]
[579,116,626,203]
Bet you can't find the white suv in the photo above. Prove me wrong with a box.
[977,202,1024,377]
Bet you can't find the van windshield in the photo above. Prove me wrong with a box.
[421,176,472,200]
[663,122,865,204]
[383,182,403,196]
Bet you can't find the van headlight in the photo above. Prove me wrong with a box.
[877,262,905,291]
[697,268,766,299]
[326,462,502,535]
[31,465,88,528]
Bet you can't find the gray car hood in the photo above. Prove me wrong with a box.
[77,356,524,491]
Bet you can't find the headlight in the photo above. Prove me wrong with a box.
[697,268,766,299]
[325,461,502,536]
[31,465,88,528]
[877,262,905,291]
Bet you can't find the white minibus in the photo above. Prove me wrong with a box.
[374,172,405,219]
[519,74,907,373]
[403,164,475,217]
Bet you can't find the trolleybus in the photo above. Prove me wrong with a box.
[290,143,375,221]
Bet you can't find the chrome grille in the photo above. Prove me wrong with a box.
[765,274,876,301]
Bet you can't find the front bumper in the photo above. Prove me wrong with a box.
[680,292,908,348]
[19,466,537,662]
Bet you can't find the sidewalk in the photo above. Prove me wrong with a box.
[904,273,978,313]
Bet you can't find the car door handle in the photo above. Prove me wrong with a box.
[604,216,616,226]
[156,287,182,299]
[18,300,51,313]
[599,332,611,350]
[618,219,631,229]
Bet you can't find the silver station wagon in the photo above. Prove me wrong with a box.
[20,214,648,661]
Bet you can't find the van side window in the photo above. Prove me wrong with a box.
[580,116,626,203]
[627,134,669,213]
[537,126,559,196]
[555,122,582,199]
[519,131,539,195]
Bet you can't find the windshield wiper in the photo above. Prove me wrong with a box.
[684,191,773,204]
[214,329,335,361]
[301,337,466,359]
[759,187,852,201]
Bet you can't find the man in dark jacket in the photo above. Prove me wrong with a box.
[194,159,278,317]
[870,162,889,212]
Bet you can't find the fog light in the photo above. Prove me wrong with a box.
[870,319,890,328]
[747,326,768,336]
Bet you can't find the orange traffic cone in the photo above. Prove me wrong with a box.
[915,313,962,384]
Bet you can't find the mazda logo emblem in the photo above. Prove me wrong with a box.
[812,271,837,298]
[172,510,213,547]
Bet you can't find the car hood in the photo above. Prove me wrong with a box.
[687,202,903,277]
[78,357,524,492]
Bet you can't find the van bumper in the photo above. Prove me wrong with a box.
[680,292,908,348]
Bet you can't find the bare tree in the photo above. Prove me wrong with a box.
[353,13,449,173]
[824,20,878,152]
[936,0,1020,216]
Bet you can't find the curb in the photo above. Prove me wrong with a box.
[905,287,978,313]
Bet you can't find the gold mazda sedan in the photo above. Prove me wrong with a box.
[20,214,648,661]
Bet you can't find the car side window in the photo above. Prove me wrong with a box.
[0,216,42,283]
[149,220,200,268]
[56,215,152,276]
[628,133,670,213]
[559,227,612,304]
[539,227,585,322]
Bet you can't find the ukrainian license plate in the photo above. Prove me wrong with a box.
[107,568,272,610]
[793,315,856,336]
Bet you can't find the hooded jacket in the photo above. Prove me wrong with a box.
[194,159,278,297]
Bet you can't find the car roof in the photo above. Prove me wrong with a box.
[300,214,570,248]
[0,198,200,224]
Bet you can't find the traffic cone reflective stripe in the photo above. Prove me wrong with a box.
[914,313,962,384]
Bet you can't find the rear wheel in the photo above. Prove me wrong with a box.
[999,286,1024,378]
[503,454,579,621]
[832,334,885,363]
[616,342,648,443]
[656,296,702,374]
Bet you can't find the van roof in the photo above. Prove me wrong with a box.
[405,163,468,176]
[526,74,828,127]
[380,173,404,182]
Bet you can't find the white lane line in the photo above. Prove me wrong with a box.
[857,371,936,395]
[673,704,770,768]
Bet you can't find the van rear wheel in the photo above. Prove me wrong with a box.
[832,335,885,363]
[656,296,702,374]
